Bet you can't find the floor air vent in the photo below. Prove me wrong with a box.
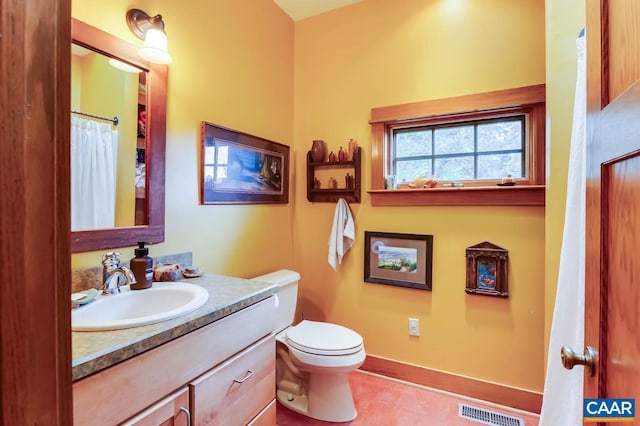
[458,403,524,426]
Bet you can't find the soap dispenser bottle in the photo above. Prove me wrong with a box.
[130,242,153,290]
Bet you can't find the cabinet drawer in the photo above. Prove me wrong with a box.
[248,399,276,426]
[190,334,275,425]
[121,388,190,426]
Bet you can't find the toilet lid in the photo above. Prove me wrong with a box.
[285,320,363,356]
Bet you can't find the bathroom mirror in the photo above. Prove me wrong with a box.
[71,18,167,252]
[71,43,144,230]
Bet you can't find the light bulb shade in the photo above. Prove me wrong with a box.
[108,58,143,73]
[138,29,172,64]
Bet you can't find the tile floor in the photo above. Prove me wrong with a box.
[276,370,540,426]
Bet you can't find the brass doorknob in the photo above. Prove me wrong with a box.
[560,346,597,376]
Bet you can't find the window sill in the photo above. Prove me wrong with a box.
[367,185,545,206]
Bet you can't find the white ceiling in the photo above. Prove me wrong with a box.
[273,0,363,21]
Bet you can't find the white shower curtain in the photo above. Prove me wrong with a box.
[539,32,586,426]
[71,116,118,231]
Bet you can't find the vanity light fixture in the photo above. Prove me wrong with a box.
[108,58,143,73]
[126,8,173,64]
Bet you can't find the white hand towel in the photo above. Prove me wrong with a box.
[328,198,355,270]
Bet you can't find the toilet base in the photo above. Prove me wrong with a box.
[277,372,357,423]
[277,389,309,418]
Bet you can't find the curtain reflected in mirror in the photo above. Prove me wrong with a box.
[70,116,117,230]
[70,44,147,231]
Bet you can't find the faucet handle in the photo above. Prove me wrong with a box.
[102,252,122,268]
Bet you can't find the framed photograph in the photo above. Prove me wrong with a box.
[465,241,509,297]
[364,231,433,290]
[200,122,289,204]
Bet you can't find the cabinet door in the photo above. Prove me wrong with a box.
[247,399,276,426]
[121,387,190,426]
[190,334,275,425]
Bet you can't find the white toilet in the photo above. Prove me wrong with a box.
[252,269,365,423]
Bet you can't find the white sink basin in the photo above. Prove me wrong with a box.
[72,282,209,331]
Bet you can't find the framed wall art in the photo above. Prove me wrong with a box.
[364,231,433,290]
[200,122,289,204]
[465,241,509,297]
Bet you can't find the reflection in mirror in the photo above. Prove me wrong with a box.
[71,18,167,253]
[71,44,146,230]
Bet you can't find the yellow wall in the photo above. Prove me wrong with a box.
[69,0,578,396]
[543,0,585,365]
[71,0,295,274]
[293,0,545,391]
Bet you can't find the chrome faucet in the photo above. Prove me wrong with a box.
[101,252,137,295]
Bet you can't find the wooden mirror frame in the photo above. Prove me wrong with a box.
[71,18,166,252]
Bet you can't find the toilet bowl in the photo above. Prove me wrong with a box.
[251,270,366,423]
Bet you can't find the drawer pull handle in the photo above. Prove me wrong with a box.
[179,407,192,426]
[233,369,255,384]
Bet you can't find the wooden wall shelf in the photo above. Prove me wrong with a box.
[307,147,361,203]
[367,185,545,206]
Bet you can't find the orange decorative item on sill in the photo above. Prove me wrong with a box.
[408,176,438,188]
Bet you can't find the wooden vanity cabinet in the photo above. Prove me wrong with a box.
[73,297,276,426]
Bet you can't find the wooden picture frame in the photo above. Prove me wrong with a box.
[364,231,433,290]
[200,122,289,204]
[465,241,509,297]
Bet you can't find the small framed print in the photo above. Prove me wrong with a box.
[364,231,433,290]
[465,241,509,297]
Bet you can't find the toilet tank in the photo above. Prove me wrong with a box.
[251,269,300,333]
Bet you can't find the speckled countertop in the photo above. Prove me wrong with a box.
[72,274,277,381]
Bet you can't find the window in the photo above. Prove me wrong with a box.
[369,85,545,206]
[203,141,230,185]
[392,115,526,184]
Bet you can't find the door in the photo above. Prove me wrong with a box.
[0,0,72,424]
[583,0,640,412]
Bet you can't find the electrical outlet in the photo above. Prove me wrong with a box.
[408,318,420,336]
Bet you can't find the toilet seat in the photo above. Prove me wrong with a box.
[286,320,363,356]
